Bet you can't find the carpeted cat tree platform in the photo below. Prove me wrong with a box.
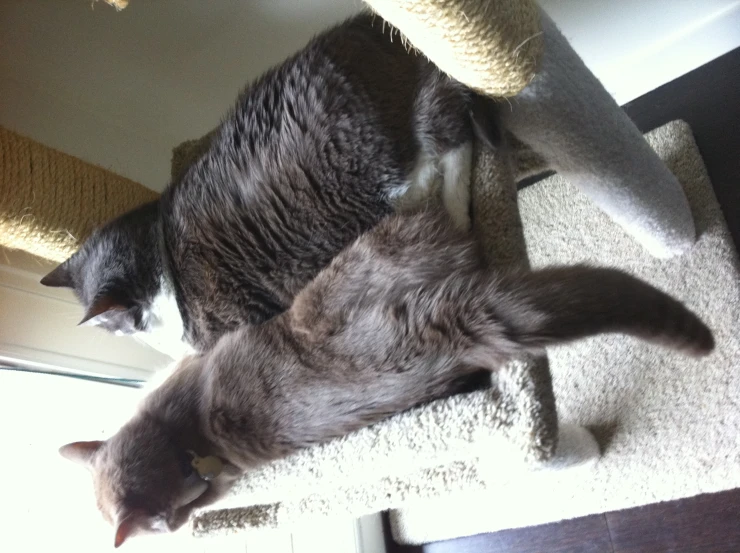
[185,120,740,540]
[388,120,740,544]
[2,0,736,543]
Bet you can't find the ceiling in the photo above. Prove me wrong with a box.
[1,0,738,192]
[0,0,361,190]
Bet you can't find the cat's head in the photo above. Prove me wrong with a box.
[40,201,163,335]
[60,418,209,548]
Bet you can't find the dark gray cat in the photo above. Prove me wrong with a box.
[40,13,498,354]
[59,210,714,547]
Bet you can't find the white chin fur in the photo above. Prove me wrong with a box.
[135,279,194,359]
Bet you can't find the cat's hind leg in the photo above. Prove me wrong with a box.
[390,152,441,213]
[439,142,473,231]
[391,142,473,230]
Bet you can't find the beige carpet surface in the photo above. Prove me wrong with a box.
[390,120,740,544]
[190,125,564,537]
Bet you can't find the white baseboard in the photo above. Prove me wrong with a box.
[355,514,387,553]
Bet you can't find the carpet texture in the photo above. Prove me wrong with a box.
[501,8,697,259]
[363,0,542,97]
[190,124,569,538]
[389,120,740,544]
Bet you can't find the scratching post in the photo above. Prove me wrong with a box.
[471,133,559,462]
[500,9,696,257]
[389,120,739,545]
[364,1,697,257]
[363,0,543,97]
[0,127,158,262]
[2,0,709,537]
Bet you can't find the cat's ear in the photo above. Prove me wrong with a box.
[114,515,137,549]
[59,440,104,466]
[40,260,74,288]
[114,509,149,548]
[79,296,128,326]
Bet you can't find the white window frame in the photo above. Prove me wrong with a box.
[0,250,386,553]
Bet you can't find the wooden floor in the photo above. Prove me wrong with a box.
[384,46,740,553]
[623,47,740,252]
[384,489,740,553]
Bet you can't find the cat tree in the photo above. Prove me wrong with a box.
[0,0,699,537]
[176,0,698,536]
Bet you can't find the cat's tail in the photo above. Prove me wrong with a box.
[496,265,714,357]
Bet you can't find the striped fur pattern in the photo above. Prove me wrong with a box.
[41,13,498,351]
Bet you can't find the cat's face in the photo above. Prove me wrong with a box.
[60,423,208,547]
[40,202,163,336]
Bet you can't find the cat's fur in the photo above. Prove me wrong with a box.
[40,13,498,353]
[60,210,714,547]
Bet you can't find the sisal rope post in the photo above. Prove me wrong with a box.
[100,0,129,11]
[363,0,543,97]
[0,127,159,262]
[101,0,542,96]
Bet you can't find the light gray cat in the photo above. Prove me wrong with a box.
[60,210,714,547]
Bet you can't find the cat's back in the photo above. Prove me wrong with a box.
[168,13,435,214]
[161,14,471,350]
[290,210,482,334]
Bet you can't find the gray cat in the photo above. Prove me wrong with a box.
[60,210,714,548]
[40,13,498,355]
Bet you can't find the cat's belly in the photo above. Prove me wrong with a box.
[389,142,473,230]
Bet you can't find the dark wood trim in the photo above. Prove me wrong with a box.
[384,46,740,553]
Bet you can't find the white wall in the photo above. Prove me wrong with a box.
[0,248,173,379]
[540,0,740,105]
[1,0,738,193]
[0,0,360,191]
